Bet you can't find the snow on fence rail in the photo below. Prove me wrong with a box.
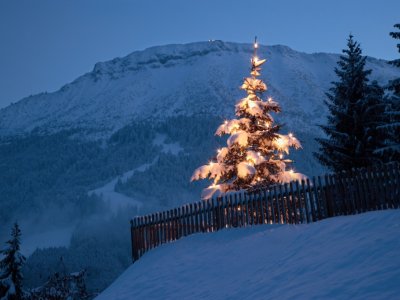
[130,163,400,262]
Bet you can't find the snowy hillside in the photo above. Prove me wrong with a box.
[97,210,400,300]
[0,41,398,137]
[1,41,399,294]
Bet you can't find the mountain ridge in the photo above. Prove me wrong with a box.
[1,41,398,137]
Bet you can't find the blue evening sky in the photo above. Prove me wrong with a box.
[0,0,399,108]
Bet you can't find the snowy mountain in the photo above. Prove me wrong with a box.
[1,41,399,294]
[0,41,398,137]
[96,210,400,300]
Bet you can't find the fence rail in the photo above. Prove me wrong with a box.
[130,163,400,262]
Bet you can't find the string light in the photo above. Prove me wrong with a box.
[191,37,303,200]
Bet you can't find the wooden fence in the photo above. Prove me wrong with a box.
[130,163,400,262]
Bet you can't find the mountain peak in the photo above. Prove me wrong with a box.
[0,42,398,137]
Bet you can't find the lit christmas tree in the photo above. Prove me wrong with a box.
[191,38,304,199]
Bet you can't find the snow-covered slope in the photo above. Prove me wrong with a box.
[0,41,398,137]
[97,210,400,300]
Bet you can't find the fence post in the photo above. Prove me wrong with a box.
[382,164,391,208]
[367,168,377,211]
[330,174,339,215]
[264,190,269,224]
[306,179,315,222]
[246,192,253,225]
[352,171,361,213]
[383,164,392,209]
[198,202,203,232]
[130,219,135,262]
[220,197,226,229]
[137,217,142,258]
[226,195,231,228]
[358,170,367,213]
[264,188,274,224]
[153,214,157,247]
[300,180,309,223]
[198,201,204,232]
[142,215,148,253]
[255,192,261,225]
[277,184,284,224]
[149,214,154,249]
[228,194,234,228]
[167,211,172,242]
[156,212,161,246]
[323,174,331,217]
[349,174,357,214]
[312,177,321,220]
[393,163,400,208]
[177,207,182,238]
[252,192,257,225]
[271,185,278,224]
[258,191,265,225]
[215,198,220,230]
[193,203,199,233]
[274,186,279,224]
[319,176,326,218]
[211,198,216,231]
[233,194,239,227]
[206,200,212,232]
[283,183,290,224]
[388,164,398,208]
[377,167,384,210]
[204,200,210,232]
[193,202,199,233]
[162,211,167,244]
[294,181,302,223]
[288,182,295,224]
[188,203,194,234]
[180,206,186,237]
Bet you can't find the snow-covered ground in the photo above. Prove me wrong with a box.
[89,161,158,213]
[97,210,400,300]
[153,133,184,155]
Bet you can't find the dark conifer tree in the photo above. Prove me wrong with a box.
[26,269,89,300]
[389,24,400,69]
[0,223,26,300]
[377,24,400,161]
[314,35,384,171]
[358,81,387,164]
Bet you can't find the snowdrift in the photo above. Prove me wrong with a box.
[97,210,400,300]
